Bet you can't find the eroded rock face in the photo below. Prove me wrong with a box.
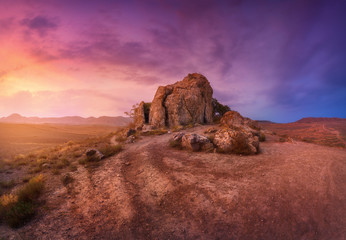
[149,73,213,128]
[213,128,259,155]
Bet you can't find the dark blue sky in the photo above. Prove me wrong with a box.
[0,0,345,122]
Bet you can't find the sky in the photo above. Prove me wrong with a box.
[0,0,345,123]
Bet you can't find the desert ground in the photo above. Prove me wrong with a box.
[0,123,119,161]
[0,125,345,240]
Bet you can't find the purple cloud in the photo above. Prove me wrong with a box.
[20,15,58,36]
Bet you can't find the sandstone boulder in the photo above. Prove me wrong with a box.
[220,110,260,131]
[149,73,213,128]
[181,133,212,152]
[213,128,259,155]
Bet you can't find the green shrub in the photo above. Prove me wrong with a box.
[17,175,44,203]
[0,195,34,228]
[0,175,44,228]
[212,98,231,122]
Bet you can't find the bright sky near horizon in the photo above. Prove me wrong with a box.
[0,0,345,122]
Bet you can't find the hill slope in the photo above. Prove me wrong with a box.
[1,125,345,239]
[259,117,346,148]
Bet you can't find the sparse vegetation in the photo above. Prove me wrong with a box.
[99,144,123,158]
[141,129,168,136]
[169,139,182,149]
[259,133,266,142]
[0,175,44,228]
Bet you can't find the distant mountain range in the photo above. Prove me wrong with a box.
[0,114,132,126]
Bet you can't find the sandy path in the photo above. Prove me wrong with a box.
[5,127,346,239]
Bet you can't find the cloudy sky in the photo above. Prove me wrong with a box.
[0,0,345,122]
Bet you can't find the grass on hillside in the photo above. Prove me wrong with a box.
[0,175,44,228]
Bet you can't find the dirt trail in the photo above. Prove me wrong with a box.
[4,127,346,239]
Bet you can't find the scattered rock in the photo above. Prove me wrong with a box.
[86,149,105,160]
[42,163,51,169]
[181,133,212,152]
[149,73,213,128]
[125,135,136,144]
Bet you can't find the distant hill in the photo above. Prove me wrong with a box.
[260,117,346,148]
[0,113,132,126]
[296,117,346,123]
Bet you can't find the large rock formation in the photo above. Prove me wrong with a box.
[149,73,213,128]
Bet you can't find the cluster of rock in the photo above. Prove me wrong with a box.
[132,72,261,155]
[134,73,213,129]
[171,110,260,155]
[172,132,214,152]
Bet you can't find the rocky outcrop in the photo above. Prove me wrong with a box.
[134,101,145,128]
[170,132,214,152]
[213,111,260,154]
[220,110,260,135]
[149,73,213,128]
[213,128,259,154]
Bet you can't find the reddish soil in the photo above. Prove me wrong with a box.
[1,126,346,239]
[259,119,346,148]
